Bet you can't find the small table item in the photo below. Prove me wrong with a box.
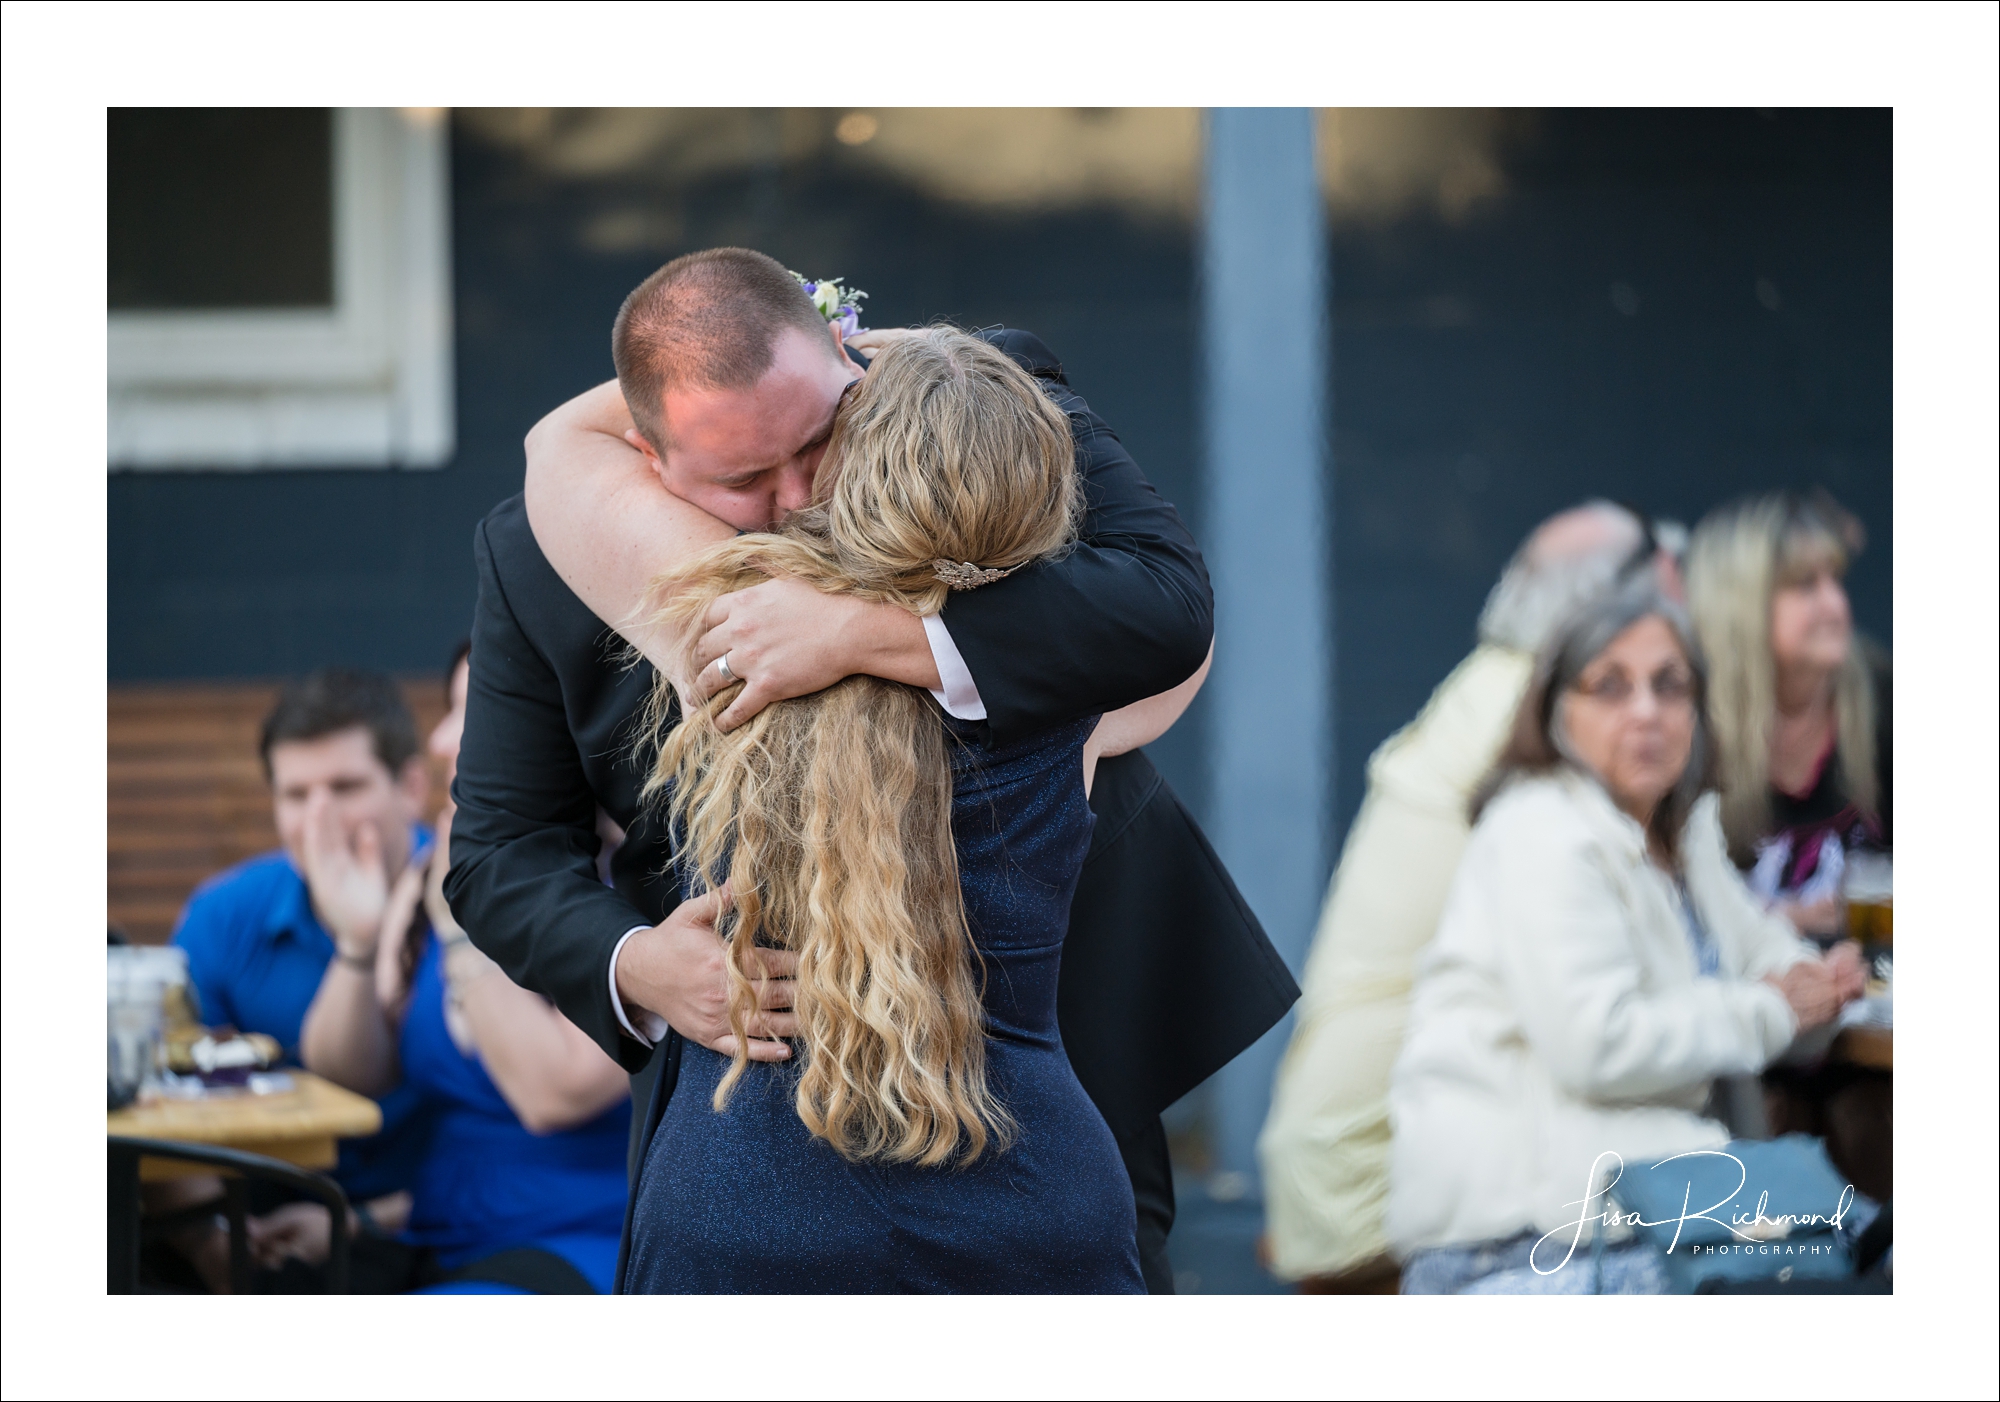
[106,1072,381,1182]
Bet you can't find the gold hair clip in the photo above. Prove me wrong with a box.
[932,559,1020,591]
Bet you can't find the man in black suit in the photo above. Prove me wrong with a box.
[445,248,1297,1293]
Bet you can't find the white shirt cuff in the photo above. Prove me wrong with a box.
[609,925,668,1046]
[922,613,987,721]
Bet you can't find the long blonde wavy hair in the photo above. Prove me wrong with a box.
[636,327,1080,1166]
[1685,491,1877,862]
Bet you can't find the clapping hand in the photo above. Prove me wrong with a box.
[375,861,428,1015]
[1823,940,1869,1002]
[1764,945,1866,1033]
[297,793,390,958]
[1764,961,1840,1031]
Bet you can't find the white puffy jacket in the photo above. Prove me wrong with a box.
[1260,644,1532,1278]
[1385,769,1813,1255]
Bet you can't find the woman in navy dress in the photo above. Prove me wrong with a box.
[630,716,1145,1292]
[302,650,632,1292]
[612,327,1206,1293]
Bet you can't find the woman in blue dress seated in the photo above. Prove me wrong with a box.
[301,650,632,1293]
[586,326,1202,1293]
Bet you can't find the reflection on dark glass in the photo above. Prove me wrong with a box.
[109,108,334,310]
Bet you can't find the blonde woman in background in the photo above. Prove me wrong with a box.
[1685,490,1890,935]
[1685,489,1892,1198]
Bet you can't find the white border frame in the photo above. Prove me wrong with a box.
[4,3,1993,1396]
[107,107,453,469]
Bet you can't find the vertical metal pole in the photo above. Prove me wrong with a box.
[1201,108,1330,1191]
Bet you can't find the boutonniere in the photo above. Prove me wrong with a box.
[791,271,869,338]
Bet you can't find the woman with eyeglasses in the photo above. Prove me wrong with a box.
[1384,581,1865,1293]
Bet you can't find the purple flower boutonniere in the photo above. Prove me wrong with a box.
[791,271,869,338]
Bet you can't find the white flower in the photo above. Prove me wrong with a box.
[790,271,868,331]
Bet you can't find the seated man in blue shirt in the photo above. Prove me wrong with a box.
[166,668,438,1286]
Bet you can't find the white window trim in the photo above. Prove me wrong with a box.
[108,108,455,471]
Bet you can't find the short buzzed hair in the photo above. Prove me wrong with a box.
[611,247,835,454]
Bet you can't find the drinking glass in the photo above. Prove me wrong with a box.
[107,946,188,1107]
[1842,851,1893,988]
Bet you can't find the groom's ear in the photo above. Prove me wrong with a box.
[829,320,861,371]
[623,428,671,485]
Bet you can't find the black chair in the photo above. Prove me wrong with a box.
[108,1136,352,1294]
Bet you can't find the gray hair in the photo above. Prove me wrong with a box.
[1474,576,1718,864]
[1477,501,1646,652]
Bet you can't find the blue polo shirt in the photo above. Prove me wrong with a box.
[171,836,438,1202]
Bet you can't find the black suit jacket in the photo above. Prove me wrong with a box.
[444,328,1296,1157]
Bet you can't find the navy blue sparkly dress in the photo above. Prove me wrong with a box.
[625,717,1145,1294]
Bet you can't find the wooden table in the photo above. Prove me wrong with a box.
[1834,1025,1892,1071]
[107,1072,381,1181]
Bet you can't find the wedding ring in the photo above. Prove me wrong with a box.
[715,653,737,686]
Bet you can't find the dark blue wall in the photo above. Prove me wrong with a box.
[1326,107,1890,838]
[108,108,1889,843]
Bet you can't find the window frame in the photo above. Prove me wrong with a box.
[107,107,455,470]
